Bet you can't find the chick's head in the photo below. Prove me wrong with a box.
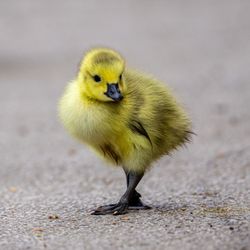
[78,48,126,102]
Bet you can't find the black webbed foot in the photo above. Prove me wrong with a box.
[91,202,128,215]
[129,198,151,210]
[92,171,146,215]
[128,190,151,210]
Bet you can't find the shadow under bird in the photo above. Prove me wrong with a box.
[59,48,192,215]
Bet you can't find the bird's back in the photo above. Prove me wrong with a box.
[123,69,191,158]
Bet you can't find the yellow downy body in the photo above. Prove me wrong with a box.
[59,48,191,173]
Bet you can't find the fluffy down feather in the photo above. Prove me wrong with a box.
[59,48,191,173]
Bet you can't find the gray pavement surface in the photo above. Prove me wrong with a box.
[0,1,250,249]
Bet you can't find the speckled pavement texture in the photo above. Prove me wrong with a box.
[0,1,249,250]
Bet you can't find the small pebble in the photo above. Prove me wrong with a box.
[120,216,129,221]
[9,187,17,193]
[48,214,59,220]
[33,228,44,233]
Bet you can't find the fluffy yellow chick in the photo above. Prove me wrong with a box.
[59,48,192,215]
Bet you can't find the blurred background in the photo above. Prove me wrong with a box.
[0,1,249,250]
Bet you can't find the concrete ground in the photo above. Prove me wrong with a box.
[0,1,249,249]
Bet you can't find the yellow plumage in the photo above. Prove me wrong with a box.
[59,48,192,215]
[59,48,191,173]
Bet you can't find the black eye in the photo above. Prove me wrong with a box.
[119,74,122,80]
[93,75,101,82]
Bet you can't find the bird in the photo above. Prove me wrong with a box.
[58,47,192,215]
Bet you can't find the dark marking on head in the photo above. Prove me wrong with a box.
[128,120,152,146]
[100,144,120,164]
[93,52,120,65]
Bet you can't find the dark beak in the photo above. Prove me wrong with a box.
[104,83,123,101]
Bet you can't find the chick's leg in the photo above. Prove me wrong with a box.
[125,171,151,210]
[91,172,144,215]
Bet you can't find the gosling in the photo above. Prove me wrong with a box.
[59,48,192,215]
